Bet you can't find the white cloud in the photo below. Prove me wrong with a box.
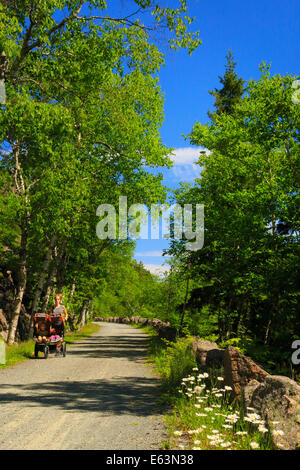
[171,163,200,180]
[135,250,170,257]
[169,147,208,166]
[167,147,209,181]
[143,264,170,276]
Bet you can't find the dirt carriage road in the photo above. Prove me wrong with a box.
[0,322,167,450]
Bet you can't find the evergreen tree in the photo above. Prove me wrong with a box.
[208,50,245,120]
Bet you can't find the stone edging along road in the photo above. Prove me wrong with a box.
[0,322,167,450]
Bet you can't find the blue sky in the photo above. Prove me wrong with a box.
[129,0,299,274]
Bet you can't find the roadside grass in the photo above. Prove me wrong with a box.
[0,338,35,370]
[0,322,100,370]
[135,324,277,451]
[163,369,277,450]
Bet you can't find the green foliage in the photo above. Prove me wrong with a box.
[208,50,245,120]
[92,254,162,318]
[149,335,197,392]
[0,1,202,341]
[218,337,244,353]
[165,65,300,376]
[143,332,275,450]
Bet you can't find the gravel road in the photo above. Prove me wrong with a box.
[0,322,167,450]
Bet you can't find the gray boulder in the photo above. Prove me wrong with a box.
[223,346,269,399]
[189,337,224,368]
[246,375,300,449]
[157,325,177,341]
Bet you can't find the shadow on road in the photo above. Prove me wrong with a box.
[0,328,166,418]
[66,335,150,362]
[0,376,163,417]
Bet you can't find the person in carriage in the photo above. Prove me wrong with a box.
[50,293,68,356]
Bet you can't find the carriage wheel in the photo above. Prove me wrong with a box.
[62,342,66,357]
[34,344,39,358]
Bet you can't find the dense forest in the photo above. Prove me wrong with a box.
[0,1,299,375]
[166,56,300,373]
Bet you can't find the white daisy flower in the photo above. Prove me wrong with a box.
[209,441,218,446]
[226,416,238,424]
[221,442,231,447]
[258,426,268,434]
[272,429,284,436]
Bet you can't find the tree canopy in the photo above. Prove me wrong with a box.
[0,3,299,380]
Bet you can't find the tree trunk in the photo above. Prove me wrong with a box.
[88,301,93,320]
[29,235,57,336]
[85,299,91,323]
[7,218,27,344]
[56,239,68,293]
[218,309,224,342]
[68,282,76,302]
[41,239,67,309]
[41,252,58,312]
[7,143,29,344]
[264,317,272,345]
[166,282,172,321]
[77,299,88,329]
[179,264,191,335]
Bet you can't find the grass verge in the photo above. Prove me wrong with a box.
[136,324,277,451]
[0,322,100,370]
